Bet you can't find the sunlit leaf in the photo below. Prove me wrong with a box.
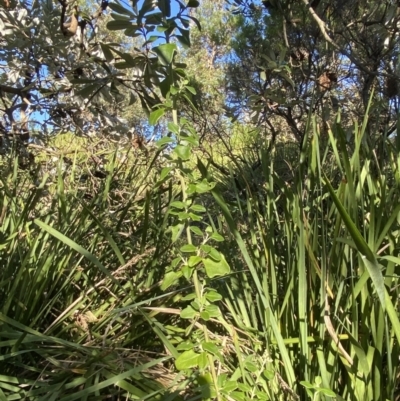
[149,108,165,125]
[324,176,386,309]
[190,226,203,236]
[203,254,230,278]
[188,255,202,267]
[170,223,184,242]
[153,43,177,66]
[175,350,200,370]
[174,145,190,160]
[189,204,206,213]
[205,290,222,302]
[161,271,181,290]
[180,244,197,252]
[156,137,174,148]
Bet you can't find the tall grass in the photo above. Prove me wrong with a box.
[0,144,189,400]
[1,115,399,400]
[206,117,400,400]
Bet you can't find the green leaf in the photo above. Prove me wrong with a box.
[191,299,201,310]
[106,20,133,30]
[110,12,131,20]
[76,83,100,99]
[211,232,224,242]
[181,136,198,147]
[119,52,138,66]
[158,0,171,17]
[124,27,141,37]
[190,204,206,212]
[100,44,114,62]
[175,350,200,371]
[171,223,184,242]
[144,13,162,24]
[188,255,202,267]
[205,290,222,302]
[198,352,208,369]
[204,304,221,318]
[319,388,337,397]
[189,212,202,221]
[60,358,170,401]
[188,15,201,30]
[171,257,181,268]
[174,145,191,160]
[230,391,246,401]
[222,381,238,392]
[178,212,190,220]
[181,134,199,146]
[69,78,97,84]
[255,392,269,400]
[199,373,216,398]
[161,271,181,290]
[195,179,215,193]
[176,341,194,351]
[200,310,210,320]
[280,72,295,88]
[185,86,197,95]
[114,62,132,69]
[187,0,200,7]
[208,247,221,261]
[108,1,135,16]
[202,342,220,356]
[176,33,190,49]
[167,122,180,134]
[170,201,186,209]
[149,108,165,125]
[159,166,173,180]
[182,265,193,279]
[180,306,197,319]
[190,226,203,236]
[181,293,196,301]
[156,137,174,148]
[170,85,179,95]
[324,176,386,310]
[203,255,230,278]
[180,244,197,253]
[300,381,316,389]
[244,361,258,372]
[200,244,212,253]
[153,43,177,66]
[263,369,275,380]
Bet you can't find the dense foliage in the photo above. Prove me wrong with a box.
[1,0,400,400]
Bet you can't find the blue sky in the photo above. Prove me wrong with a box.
[120,0,181,19]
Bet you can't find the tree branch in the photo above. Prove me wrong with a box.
[0,84,23,95]
[301,0,374,76]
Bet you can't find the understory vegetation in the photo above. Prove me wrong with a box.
[1,0,400,400]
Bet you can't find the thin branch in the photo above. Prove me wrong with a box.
[301,0,374,76]
[0,84,23,95]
